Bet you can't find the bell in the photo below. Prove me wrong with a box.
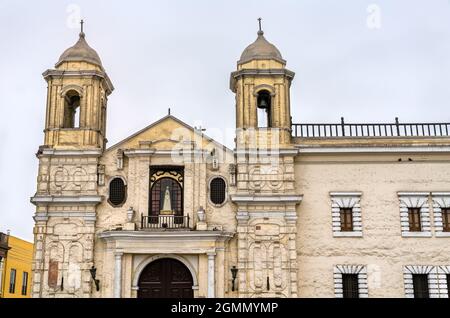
[258,99,268,108]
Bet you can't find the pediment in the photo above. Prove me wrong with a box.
[105,115,232,156]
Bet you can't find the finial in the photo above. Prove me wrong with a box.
[168,107,171,115]
[80,19,85,38]
[257,17,263,35]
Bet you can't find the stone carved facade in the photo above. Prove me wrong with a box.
[30,26,450,298]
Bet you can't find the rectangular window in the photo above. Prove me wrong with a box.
[408,208,422,232]
[340,208,353,232]
[342,274,359,298]
[21,272,28,296]
[9,269,16,294]
[442,208,450,232]
[412,274,429,298]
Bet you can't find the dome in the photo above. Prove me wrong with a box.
[238,30,285,65]
[56,32,103,69]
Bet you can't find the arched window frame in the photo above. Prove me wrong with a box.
[149,176,183,217]
[148,166,184,226]
[61,88,82,129]
[208,176,228,207]
[253,85,275,128]
[107,176,127,207]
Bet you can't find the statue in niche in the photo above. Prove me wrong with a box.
[160,186,174,215]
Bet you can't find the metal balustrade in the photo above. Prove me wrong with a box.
[140,214,190,229]
[292,117,450,138]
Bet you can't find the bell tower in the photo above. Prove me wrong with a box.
[42,20,113,150]
[31,22,113,298]
[230,18,295,149]
[230,20,302,298]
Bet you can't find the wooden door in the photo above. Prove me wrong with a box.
[138,258,193,298]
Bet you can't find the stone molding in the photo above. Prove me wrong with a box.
[333,265,368,298]
[98,230,234,244]
[234,148,299,156]
[230,69,295,92]
[31,195,103,205]
[330,192,362,238]
[252,84,276,96]
[398,192,431,237]
[431,192,450,236]
[42,69,114,93]
[230,194,303,204]
[123,149,210,158]
[60,84,84,97]
[297,146,450,154]
[403,265,439,298]
[33,211,96,223]
[207,175,229,207]
[437,266,450,298]
[131,254,199,290]
[39,148,103,157]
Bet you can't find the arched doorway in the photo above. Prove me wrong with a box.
[137,258,194,298]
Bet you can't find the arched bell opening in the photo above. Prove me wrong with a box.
[62,90,81,128]
[256,90,272,128]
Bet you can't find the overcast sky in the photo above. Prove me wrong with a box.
[0,0,449,241]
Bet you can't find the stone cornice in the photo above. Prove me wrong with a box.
[296,145,450,154]
[38,147,102,157]
[431,192,450,197]
[30,195,103,206]
[123,148,210,157]
[42,69,114,94]
[230,68,295,92]
[230,194,303,204]
[231,68,295,79]
[33,211,96,222]
[329,192,362,197]
[397,192,430,197]
[98,230,234,243]
[234,148,299,156]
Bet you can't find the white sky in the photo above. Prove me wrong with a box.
[0,0,449,242]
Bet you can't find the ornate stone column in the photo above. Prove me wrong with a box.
[114,252,123,298]
[207,252,216,298]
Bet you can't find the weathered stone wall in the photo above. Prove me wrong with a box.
[90,116,238,298]
[295,152,450,297]
[32,44,114,298]
[32,153,99,298]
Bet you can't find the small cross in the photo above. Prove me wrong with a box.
[258,17,262,32]
[80,19,84,33]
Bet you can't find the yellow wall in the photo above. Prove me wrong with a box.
[1,236,33,298]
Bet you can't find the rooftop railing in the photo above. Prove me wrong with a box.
[292,118,450,138]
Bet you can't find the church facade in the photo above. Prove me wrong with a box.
[30,25,450,298]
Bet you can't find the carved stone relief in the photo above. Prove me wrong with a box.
[248,240,289,295]
[51,165,93,192]
[248,165,283,191]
